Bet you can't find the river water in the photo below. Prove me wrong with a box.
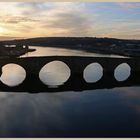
[0,46,140,137]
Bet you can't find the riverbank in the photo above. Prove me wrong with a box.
[0,37,140,57]
[0,46,36,58]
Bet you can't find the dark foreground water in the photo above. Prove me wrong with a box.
[0,46,140,137]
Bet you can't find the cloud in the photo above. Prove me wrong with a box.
[40,9,93,36]
[0,2,94,37]
[117,2,140,9]
[0,16,39,24]
[0,2,139,39]
[16,3,54,16]
[101,21,140,39]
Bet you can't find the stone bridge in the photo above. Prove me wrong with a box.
[0,56,140,93]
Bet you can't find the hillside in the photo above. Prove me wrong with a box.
[0,37,140,57]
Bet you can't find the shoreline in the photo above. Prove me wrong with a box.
[0,37,140,58]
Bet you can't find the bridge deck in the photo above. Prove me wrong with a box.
[0,56,139,93]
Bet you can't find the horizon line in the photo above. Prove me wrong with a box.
[0,36,140,42]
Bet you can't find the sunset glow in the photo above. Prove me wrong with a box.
[0,27,6,34]
[0,2,139,40]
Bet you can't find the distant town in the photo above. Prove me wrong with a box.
[0,37,140,58]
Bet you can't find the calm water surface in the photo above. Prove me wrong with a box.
[0,46,140,137]
[21,46,128,58]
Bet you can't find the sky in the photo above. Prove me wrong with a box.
[0,2,139,40]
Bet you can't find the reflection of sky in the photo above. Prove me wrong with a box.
[118,87,140,114]
[0,2,139,39]
[0,49,139,135]
[0,46,139,136]
[0,87,140,136]
[21,46,128,58]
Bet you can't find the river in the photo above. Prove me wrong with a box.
[0,46,140,137]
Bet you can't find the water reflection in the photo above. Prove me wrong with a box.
[0,64,26,87]
[21,46,128,58]
[0,87,140,137]
[0,46,140,137]
[114,63,131,82]
[39,61,71,87]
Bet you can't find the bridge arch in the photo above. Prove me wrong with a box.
[0,56,139,92]
[114,63,131,82]
[39,60,71,87]
[83,62,103,83]
[0,63,26,87]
